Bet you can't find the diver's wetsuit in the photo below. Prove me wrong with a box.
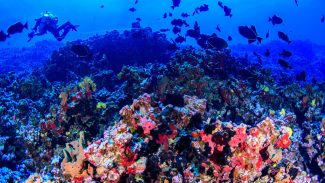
[28,14,77,41]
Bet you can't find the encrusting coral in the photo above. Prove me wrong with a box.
[56,93,312,182]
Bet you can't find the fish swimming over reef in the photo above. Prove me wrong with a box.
[186,21,200,39]
[278,31,291,44]
[269,15,283,25]
[7,22,28,36]
[172,26,181,34]
[71,44,92,58]
[279,49,292,58]
[181,13,190,18]
[295,71,306,81]
[193,4,209,15]
[278,59,292,69]
[171,0,181,9]
[0,30,7,42]
[171,19,189,27]
[238,25,262,44]
[129,7,136,12]
[218,1,232,17]
[197,33,228,50]
[175,35,186,43]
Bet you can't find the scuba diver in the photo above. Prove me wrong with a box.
[28,11,78,41]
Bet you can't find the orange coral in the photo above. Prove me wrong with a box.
[61,132,93,182]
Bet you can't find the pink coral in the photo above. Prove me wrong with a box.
[228,126,248,149]
[140,117,156,135]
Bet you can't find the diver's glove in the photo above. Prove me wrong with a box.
[71,25,79,31]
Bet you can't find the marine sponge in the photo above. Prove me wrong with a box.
[61,132,94,182]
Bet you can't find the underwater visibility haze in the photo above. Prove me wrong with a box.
[0,0,325,182]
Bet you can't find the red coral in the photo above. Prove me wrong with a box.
[201,132,215,153]
[229,127,248,148]
[249,127,259,137]
[156,134,170,151]
[276,133,291,149]
[256,156,263,169]
[231,156,245,168]
[73,176,84,183]
[120,147,138,167]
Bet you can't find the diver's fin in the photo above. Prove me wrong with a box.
[248,39,255,44]
[24,22,28,29]
[257,37,263,43]
[72,25,79,31]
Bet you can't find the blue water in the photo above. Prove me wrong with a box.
[1,0,325,81]
[1,0,325,47]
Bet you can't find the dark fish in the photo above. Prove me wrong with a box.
[207,34,228,49]
[186,29,200,39]
[135,0,138,4]
[194,4,209,14]
[136,18,141,21]
[279,49,292,57]
[194,21,200,32]
[266,29,269,38]
[269,15,283,25]
[296,71,306,81]
[278,59,292,69]
[0,30,7,42]
[216,25,221,32]
[321,14,324,23]
[7,22,28,36]
[175,35,186,43]
[131,21,141,29]
[196,34,227,49]
[294,0,298,6]
[218,1,223,8]
[171,0,181,9]
[163,13,167,18]
[160,28,170,32]
[129,7,136,12]
[181,13,190,18]
[238,25,262,44]
[169,13,173,17]
[186,21,200,39]
[172,26,181,34]
[227,36,232,41]
[218,1,232,17]
[198,4,209,12]
[264,49,270,57]
[223,6,232,17]
[171,19,189,27]
[278,31,291,44]
[71,44,92,58]
[100,5,104,8]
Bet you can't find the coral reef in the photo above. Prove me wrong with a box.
[0,28,324,182]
